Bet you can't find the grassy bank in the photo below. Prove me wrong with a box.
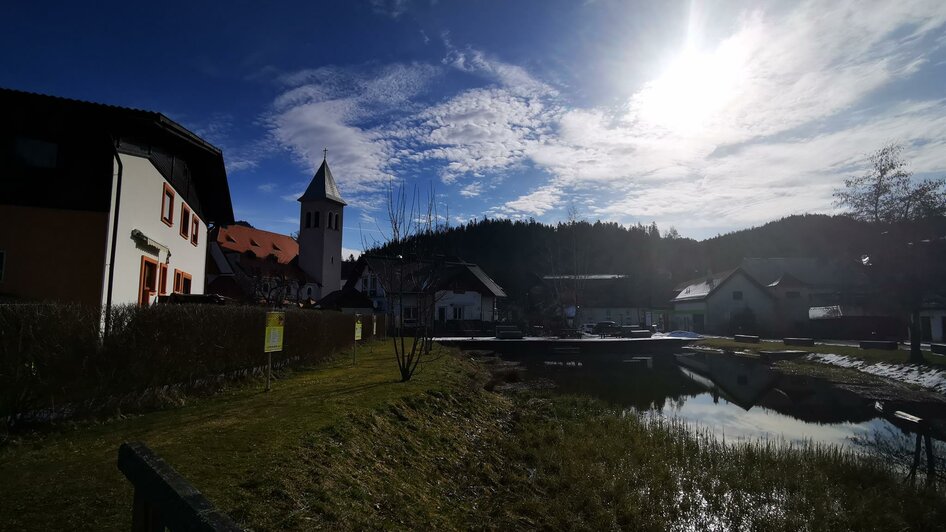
[2,343,944,530]
[697,336,945,366]
[0,341,471,530]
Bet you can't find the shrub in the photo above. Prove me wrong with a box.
[0,303,378,424]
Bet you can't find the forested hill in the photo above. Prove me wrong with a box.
[368,214,944,307]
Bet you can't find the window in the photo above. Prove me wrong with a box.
[733,291,743,301]
[314,211,320,228]
[403,306,417,320]
[335,213,341,230]
[786,291,800,299]
[0,250,5,282]
[180,204,191,239]
[158,263,168,295]
[326,212,332,230]
[161,183,175,226]
[305,212,311,228]
[173,269,193,294]
[139,256,159,305]
[452,306,464,320]
[191,216,200,246]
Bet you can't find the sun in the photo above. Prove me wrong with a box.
[633,42,746,135]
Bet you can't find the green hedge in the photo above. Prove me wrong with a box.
[0,304,384,424]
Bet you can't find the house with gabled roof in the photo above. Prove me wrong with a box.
[670,268,776,334]
[670,257,879,336]
[0,88,233,311]
[347,255,506,334]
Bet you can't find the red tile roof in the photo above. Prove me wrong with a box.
[215,224,298,264]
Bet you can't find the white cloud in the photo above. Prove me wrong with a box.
[497,185,563,217]
[342,247,363,260]
[459,182,482,197]
[264,1,946,235]
[517,0,946,232]
[267,63,441,201]
[257,182,276,192]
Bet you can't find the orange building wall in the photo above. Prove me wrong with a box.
[0,205,109,306]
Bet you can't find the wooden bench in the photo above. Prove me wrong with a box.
[117,441,241,531]
[783,337,815,346]
[734,334,760,343]
[859,340,898,350]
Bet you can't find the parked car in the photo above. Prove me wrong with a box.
[592,321,618,335]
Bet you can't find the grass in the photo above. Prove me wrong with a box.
[2,341,944,530]
[0,341,470,531]
[493,395,946,531]
[696,336,946,367]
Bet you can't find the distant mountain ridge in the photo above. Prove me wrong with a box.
[368,214,946,311]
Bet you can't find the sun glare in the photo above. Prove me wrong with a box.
[634,41,746,135]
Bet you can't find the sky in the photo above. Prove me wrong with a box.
[4,0,946,255]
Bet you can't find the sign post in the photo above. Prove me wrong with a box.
[353,318,362,365]
[264,311,285,391]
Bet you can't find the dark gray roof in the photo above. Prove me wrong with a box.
[357,255,506,298]
[464,265,507,298]
[672,269,737,302]
[298,158,347,205]
[740,258,868,288]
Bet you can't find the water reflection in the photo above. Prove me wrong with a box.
[508,351,944,483]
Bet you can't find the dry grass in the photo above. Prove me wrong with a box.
[2,343,943,530]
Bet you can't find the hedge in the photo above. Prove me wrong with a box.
[0,303,385,425]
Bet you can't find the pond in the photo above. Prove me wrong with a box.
[501,351,945,481]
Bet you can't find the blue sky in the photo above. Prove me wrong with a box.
[4,0,946,255]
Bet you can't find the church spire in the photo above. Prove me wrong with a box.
[298,155,347,205]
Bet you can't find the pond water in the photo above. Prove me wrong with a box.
[503,352,945,478]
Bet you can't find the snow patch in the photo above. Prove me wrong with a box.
[808,353,946,395]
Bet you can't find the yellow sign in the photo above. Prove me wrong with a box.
[264,311,285,353]
[354,319,363,341]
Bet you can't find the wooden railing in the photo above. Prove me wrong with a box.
[117,442,242,531]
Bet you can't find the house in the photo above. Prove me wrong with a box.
[205,223,318,304]
[539,274,662,329]
[348,255,506,334]
[670,257,881,337]
[205,156,346,303]
[0,88,233,308]
[670,268,776,334]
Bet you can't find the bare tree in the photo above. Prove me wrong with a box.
[380,180,447,382]
[833,142,946,223]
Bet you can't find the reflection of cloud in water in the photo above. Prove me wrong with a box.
[654,393,883,448]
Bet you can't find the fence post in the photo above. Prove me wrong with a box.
[117,441,242,531]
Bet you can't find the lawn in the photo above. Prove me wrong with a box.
[2,340,944,530]
[696,336,946,366]
[0,341,470,531]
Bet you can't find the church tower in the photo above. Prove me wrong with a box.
[297,153,346,297]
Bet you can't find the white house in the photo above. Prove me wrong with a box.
[349,256,506,333]
[0,88,233,309]
[670,268,776,334]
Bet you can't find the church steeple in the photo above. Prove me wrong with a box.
[297,153,345,297]
[298,154,347,205]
